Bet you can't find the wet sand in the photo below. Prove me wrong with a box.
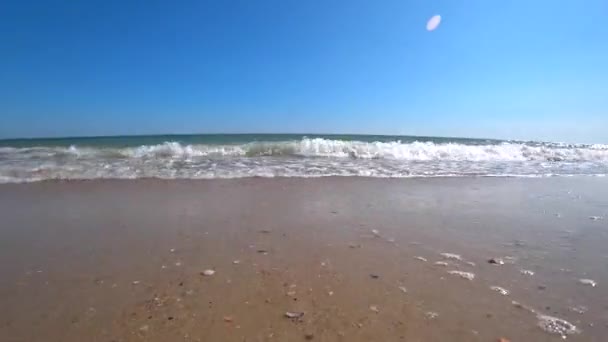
[1,177,607,341]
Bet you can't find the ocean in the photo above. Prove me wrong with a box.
[0,134,607,183]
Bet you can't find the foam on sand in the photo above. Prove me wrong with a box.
[447,270,475,280]
[537,315,579,337]
[490,286,509,296]
[440,253,462,261]
[578,278,597,287]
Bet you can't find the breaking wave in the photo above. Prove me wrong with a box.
[1,138,607,182]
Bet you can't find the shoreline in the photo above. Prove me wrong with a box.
[1,172,606,184]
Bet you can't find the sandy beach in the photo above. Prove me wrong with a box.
[1,177,607,341]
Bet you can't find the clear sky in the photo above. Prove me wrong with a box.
[1,0,607,142]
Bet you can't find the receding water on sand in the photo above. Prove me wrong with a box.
[1,177,607,341]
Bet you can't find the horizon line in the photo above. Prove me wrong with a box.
[0,132,516,143]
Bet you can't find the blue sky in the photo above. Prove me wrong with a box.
[1,0,607,142]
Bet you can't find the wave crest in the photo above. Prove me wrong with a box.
[2,138,608,162]
[1,138,607,182]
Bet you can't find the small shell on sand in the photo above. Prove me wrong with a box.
[490,286,509,296]
[512,300,537,314]
[447,270,475,280]
[285,311,304,319]
[536,314,578,337]
[578,278,597,287]
[570,305,588,314]
[440,253,462,261]
[369,305,379,313]
[414,256,428,262]
[488,258,504,265]
[425,311,439,319]
[434,261,449,266]
[398,286,408,294]
[202,269,215,276]
[232,260,241,264]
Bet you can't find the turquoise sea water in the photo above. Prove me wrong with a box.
[0,134,607,182]
[0,134,499,148]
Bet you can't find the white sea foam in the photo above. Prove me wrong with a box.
[1,138,607,183]
[440,253,463,261]
[537,315,579,337]
[447,270,475,280]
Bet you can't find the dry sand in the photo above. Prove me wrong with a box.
[1,177,607,341]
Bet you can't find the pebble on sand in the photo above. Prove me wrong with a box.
[202,269,215,276]
[487,258,504,265]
